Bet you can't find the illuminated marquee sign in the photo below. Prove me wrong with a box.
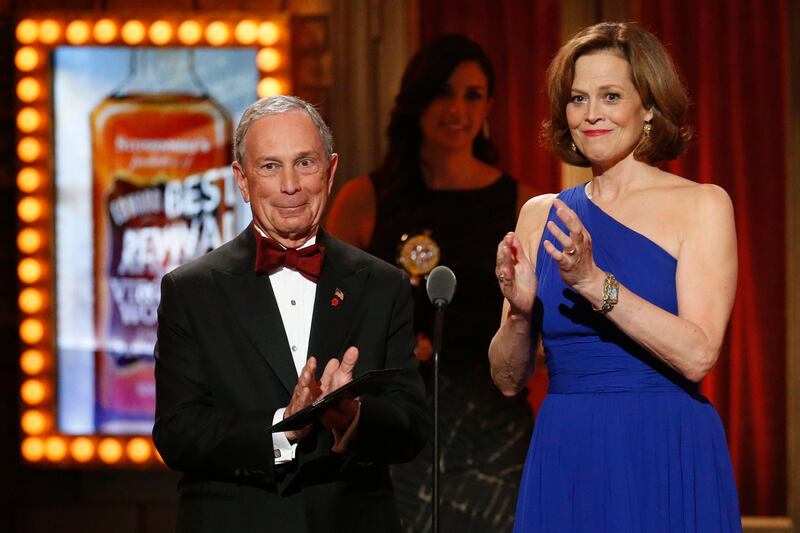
[15,15,290,467]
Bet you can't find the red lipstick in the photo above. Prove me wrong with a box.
[584,129,612,137]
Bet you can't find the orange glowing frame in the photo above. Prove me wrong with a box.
[15,15,291,468]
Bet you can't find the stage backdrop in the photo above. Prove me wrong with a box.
[635,0,788,516]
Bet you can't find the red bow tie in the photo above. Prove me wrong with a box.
[254,231,325,282]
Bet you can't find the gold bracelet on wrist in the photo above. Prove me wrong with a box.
[592,272,619,314]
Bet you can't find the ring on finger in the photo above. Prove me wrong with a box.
[565,247,577,256]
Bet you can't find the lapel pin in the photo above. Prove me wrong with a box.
[331,288,344,307]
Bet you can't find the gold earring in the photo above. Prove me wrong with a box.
[571,141,577,152]
[643,122,652,136]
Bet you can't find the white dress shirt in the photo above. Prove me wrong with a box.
[255,228,318,464]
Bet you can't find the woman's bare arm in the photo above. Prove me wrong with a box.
[489,194,555,395]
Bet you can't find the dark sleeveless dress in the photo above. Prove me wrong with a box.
[369,173,534,532]
[514,184,741,532]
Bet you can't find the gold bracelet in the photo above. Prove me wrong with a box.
[592,272,619,314]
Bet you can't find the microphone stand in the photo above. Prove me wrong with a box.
[431,302,445,533]
[426,264,455,533]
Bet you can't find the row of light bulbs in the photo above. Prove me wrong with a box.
[16,18,282,47]
[16,16,290,465]
[16,17,51,465]
[22,435,162,465]
[16,20,287,100]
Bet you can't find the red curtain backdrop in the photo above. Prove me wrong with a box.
[419,0,563,194]
[634,0,788,515]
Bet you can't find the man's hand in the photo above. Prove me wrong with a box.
[319,346,360,432]
[283,356,321,442]
[320,346,358,394]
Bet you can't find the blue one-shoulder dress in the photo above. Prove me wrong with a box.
[513,185,741,532]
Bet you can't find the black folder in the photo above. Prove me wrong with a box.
[269,368,401,433]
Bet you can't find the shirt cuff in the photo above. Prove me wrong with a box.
[331,399,361,454]
[271,408,296,464]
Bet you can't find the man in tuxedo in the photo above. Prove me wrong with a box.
[153,95,428,533]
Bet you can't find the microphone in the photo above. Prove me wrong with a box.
[426,265,457,308]
[425,265,456,533]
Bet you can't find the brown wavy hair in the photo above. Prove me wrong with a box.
[544,22,692,166]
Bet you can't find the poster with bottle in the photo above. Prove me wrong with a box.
[53,47,258,434]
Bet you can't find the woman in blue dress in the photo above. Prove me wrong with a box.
[489,22,741,532]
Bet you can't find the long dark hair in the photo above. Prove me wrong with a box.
[373,35,499,197]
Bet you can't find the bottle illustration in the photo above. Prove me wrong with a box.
[91,48,235,433]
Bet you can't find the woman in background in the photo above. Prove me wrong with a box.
[490,22,741,531]
[328,34,536,532]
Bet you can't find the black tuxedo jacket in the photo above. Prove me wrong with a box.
[153,226,428,533]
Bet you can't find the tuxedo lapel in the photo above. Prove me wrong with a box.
[212,228,298,395]
[308,231,370,375]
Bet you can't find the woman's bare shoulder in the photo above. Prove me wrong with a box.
[648,172,734,248]
[654,170,725,194]
[518,193,558,230]
[516,193,558,257]
[326,175,376,247]
[656,172,733,217]
[336,175,375,200]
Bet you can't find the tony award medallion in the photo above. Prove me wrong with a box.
[396,231,440,286]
